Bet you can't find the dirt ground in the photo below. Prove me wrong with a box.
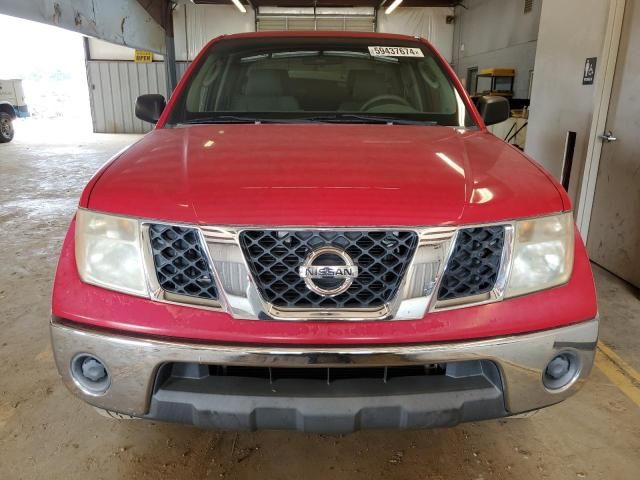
[1,121,639,480]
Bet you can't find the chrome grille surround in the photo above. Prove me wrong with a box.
[239,230,419,309]
[140,223,515,321]
[203,226,457,321]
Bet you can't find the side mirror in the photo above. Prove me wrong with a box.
[476,95,510,126]
[135,94,166,124]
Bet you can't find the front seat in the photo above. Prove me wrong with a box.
[230,69,299,112]
[339,70,391,111]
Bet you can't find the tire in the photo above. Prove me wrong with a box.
[0,112,14,143]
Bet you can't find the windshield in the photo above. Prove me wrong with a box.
[168,37,475,127]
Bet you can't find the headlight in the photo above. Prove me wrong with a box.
[75,209,148,297]
[505,213,574,298]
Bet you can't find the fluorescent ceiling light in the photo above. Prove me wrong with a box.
[385,0,403,15]
[231,0,247,13]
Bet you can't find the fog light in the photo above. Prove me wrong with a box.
[543,352,580,390]
[71,354,110,395]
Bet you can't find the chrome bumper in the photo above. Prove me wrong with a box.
[51,318,598,423]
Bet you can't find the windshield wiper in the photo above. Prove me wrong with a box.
[182,115,314,125]
[299,114,438,126]
[181,114,438,126]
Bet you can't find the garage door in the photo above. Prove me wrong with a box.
[257,7,375,32]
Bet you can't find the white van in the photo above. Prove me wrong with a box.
[0,79,29,142]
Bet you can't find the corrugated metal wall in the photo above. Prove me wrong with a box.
[87,61,189,134]
[181,5,255,60]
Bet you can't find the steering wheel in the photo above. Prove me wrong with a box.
[360,94,412,111]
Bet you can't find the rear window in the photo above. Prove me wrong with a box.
[168,37,474,127]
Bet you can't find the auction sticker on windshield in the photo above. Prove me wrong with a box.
[368,46,424,57]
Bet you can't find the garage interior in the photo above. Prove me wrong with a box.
[0,0,639,478]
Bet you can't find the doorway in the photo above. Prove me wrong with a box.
[466,67,478,94]
[587,0,640,288]
[0,14,91,140]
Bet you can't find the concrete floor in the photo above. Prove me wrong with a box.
[1,123,639,479]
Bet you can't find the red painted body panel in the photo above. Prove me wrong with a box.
[78,141,143,207]
[87,125,564,226]
[82,32,567,224]
[52,219,597,345]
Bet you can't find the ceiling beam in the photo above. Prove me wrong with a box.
[137,0,169,28]
[0,0,166,53]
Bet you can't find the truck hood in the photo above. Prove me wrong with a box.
[87,124,565,226]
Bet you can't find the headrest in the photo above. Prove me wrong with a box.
[246,69,287,96]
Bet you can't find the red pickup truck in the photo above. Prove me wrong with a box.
[51,32,598,433]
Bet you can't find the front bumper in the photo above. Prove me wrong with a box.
[51,317,598,432]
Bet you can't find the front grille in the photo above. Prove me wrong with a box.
[437,226,506,301]
[208,364,446,382]
[148,224,218,300]
[161,361,448,385]
[239,230,418,309]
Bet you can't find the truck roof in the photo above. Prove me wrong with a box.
[216,30,424,42]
